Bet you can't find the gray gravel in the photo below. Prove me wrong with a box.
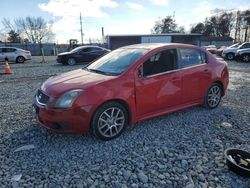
[0,57,250,187]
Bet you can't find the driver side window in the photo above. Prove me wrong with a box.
[143,49,177,77]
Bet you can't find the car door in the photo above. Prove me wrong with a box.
[135,49,182,117]
[177,48,211,104]
[76,48,90,63]
[4,48,17,61]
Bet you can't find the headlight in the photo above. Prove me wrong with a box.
[54,89,84,109]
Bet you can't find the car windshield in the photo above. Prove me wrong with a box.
[86,48,148,75]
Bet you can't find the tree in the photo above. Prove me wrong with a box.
[7,30,21,43]
[14,17,54,44]
[152,16,180,34]
[191,12,234,37]
[216,12,234,36]
[2,17,55,44]
[242,10,250,42]
[190,23,205,34]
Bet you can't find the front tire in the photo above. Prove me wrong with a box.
[67,58,76,66]
[226,53,235,60]
[91,102,128,140]
[204,83,222,109]
[16,56,25,63]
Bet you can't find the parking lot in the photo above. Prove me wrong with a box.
[0,57,249,187]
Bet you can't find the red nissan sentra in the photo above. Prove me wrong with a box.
[34,43,229,140]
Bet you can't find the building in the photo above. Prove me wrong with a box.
[107,34,235,50]
[200,36,234,48]
[107,33,202,50]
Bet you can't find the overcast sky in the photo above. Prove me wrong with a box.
[1,0,250,43]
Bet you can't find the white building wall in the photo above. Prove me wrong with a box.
[141,36,171,43]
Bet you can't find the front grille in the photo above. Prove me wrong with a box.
[36,89,50,105]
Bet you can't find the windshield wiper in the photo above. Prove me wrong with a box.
[85,68,117,76]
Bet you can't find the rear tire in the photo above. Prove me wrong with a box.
[204,83,222,109]
[16,56,25,63]
[67,58,76,66]
[91,102,128,140]
[226,53,235,60]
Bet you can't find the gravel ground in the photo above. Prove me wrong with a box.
[0,56,249,188]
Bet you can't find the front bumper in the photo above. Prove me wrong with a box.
[34,103,96,133]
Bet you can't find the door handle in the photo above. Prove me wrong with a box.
[203,69,209,72]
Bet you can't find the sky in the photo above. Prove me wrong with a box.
[0,0,250,44]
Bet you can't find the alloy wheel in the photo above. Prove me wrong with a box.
[242,55,249,62]
[97,107,125,138]
[67,58,76,66]
[227,53,234,60]
[207,85,221,108]
[17,56,25,63]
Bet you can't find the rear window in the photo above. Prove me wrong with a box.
[178,48,207,68]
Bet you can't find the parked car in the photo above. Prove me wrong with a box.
[0,47,31,63]
[222,42,250,60]
[56,46,110,65]
[216,46,227,56]
[203,45,217,54]
[34,43,229,140]
[236,48,250,62]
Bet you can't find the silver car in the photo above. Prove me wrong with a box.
[0,47,32,63]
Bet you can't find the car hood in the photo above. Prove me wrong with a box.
[41,69,115,97]
[223,47,238,53]
[58,52,72,56]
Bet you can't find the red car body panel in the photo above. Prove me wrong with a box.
[34,43,229,133]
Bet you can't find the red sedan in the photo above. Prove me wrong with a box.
[34,43,229,140]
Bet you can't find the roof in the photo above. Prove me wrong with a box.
[121,43,198,50]
[107,33,202,38]
[200,36,234,41]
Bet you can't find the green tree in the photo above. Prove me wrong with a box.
[7,30,21,43]
[190,23,205,34]
[152,16,180,34]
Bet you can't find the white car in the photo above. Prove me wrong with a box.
[0,47,32,63]
[222,43,250,60]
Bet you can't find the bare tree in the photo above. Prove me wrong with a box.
[2,17,55,44]
[14,17,54,44]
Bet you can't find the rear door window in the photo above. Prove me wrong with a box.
[178,48,207,68]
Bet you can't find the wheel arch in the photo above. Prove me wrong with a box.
[91,98,132,126]
[16,55,25,63]
[212,80,224,96]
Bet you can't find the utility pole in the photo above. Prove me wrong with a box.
[80,12,83,45]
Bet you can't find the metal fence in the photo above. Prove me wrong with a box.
[0,43,69,56]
